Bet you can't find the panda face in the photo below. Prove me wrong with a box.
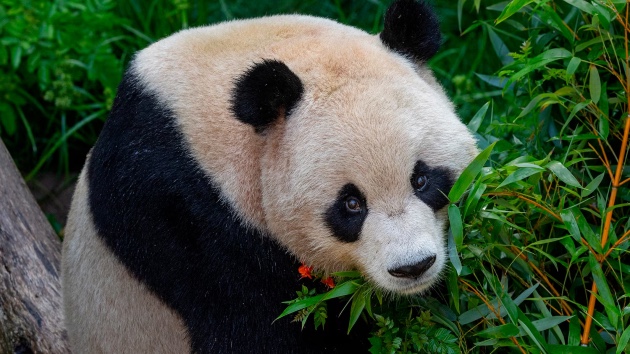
[259,64,477,294]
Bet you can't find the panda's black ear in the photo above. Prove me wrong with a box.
[231,60,304,133]
[380,0,441,62]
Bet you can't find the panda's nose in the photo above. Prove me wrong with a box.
[388,255,436,278]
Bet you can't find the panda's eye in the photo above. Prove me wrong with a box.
[345,196,362,213]
[413,175,429,192]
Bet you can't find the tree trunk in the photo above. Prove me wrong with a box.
[0,139,70,354]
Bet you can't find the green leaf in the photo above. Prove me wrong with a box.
[581,173,605,198]
[495,0,534,24]
[617,323,630,354]
[468,101,490,132]
[562,0,596,14]
[598,117,609,139]
[538,5,575,42]
[589,254,620,327]
[530,316,572,332]
[487,26,512,65]
[347,289,366,333]
[508,48,572,84]
[589,65,601,104]
[10,45,22,70]
[447,229,462,275]
[545,161,581,188]
[476,323,519,338]
[568,315,581,346]
[561,209,582,242]
[497,167,542,188]
[447,268,460,313]
[567,57,581,75]
[517,93,556,119]
[448,142,495,202]
[458,284,538,324]
[448,205,463,249]
[0,103,17,136]
[276,281,360,320]
[276,293,325,321]
[517,309,549,352]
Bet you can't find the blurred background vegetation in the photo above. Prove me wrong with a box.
[1,0,629,353]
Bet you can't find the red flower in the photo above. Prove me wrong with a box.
[321,277,335,289]
[298,264,314,279]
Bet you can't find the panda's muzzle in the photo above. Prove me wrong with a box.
[387,254,436,279]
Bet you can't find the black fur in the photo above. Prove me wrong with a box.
[87,69,367,353]
[231,59,304,133]
[324,184,368,243]
[410,160,453,211]
[380,0,441,62]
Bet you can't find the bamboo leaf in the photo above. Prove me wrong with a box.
[568,315,581,346]
[567,57,581,75]
[617,323,630,354]
[347,289,366,333]
[476,323,519,338]
[495,0,534,24]
[560,209,581,242]
[276,281,360,320]
[530,316,572,332]
[448,142,495,202]
[589,65,601,104]
[562,0,596,14]
[589,254,620,327]
[545,161,581,188]
[598,117,609,139]
[468,101,490,132]
[448,205,463,249]
[508,48,572,83]
[0,103,17,136]
[497,167,542,188]
[447,229,462,275]
[581,173,605,198]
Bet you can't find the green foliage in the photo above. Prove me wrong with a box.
[0,0,131,177]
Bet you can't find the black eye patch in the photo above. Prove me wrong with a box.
[324,183,368,243]
[410,160,454,211]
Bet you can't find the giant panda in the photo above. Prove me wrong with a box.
[61,0,478,352]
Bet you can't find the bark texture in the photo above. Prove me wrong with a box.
[0,139,70,354]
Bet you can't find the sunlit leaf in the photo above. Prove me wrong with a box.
[495,0,534,24]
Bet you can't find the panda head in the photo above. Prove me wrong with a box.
[226,0,478,295]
